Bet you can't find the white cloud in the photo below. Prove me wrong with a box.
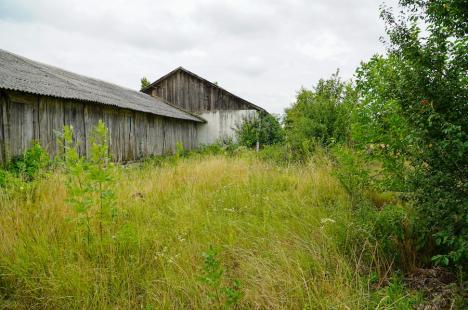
[0,0,399,113]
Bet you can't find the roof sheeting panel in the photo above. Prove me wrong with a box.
[0,49,203,122]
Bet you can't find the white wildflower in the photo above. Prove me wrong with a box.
[320,218,336,224]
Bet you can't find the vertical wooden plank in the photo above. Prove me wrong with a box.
[134,112,148,159]
[33,95,40,142]
[0,93,5,164]
[162,118,171,154]
[117,111,126,162]
[103,107,114,161]
[130,112,136,161]
[83,103,104,159]
[54,99,65,158]
[23,100,35,150]
[38,96,49,155]
[44,97,65,158]
[9,101,24,157]
[105,108,121,162]
[63,100,86,156]
[2,94,10,163]
[146,115,154,156]
[151,115,164,155]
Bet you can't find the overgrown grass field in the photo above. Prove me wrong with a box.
[0,150,420,309]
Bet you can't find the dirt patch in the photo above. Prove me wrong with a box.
[405,267,466,309]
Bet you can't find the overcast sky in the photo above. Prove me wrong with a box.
[0,0,398,114]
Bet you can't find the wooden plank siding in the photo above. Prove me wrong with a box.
[149,70,254,113]
[0,90,199,164]
[0,93,5,163]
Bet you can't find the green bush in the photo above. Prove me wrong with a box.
[7,142,50,181]
[235,113,283,148]
[331,146,373,202]
[353,0,468,268]
[284,71,355,156]
[256,144,295,165]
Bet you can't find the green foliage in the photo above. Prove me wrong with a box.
[140,76,151,90]
[370,275,422,309]
[256,144,296,165]
[61,121,116,244]
[353,56,411,192]
[0,169,23,190]
[7,142,49,181]
[175,142,187,160]
[353,0,467,268]
[332,145,416,269]
[284,71,355,156]
[199,247,243,308]
[235,113,283,148]
[331,146,373,202]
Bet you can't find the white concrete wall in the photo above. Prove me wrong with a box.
[197,110,258,145]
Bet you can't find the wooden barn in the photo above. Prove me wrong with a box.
[0,49,204,164]
[142,67,265,145]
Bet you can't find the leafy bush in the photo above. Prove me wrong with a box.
[0,169,19,190]
[198,247,243,308]
[7,142,49,181]
[235,113,283,148]
[256,144,295,165]
[331,146,377,205]
[284,71,355,156]
[353,0,468,268]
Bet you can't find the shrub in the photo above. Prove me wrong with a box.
[198,247,242,308]
[284,71,355,155]
[235,113,283,148]
[331,146,373,202]
[353,0,468,268]
[256,144,295,165]
[7,142,49,181]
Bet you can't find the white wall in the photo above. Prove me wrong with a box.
[197,110,258,145]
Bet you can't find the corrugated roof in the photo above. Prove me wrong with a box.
[0,49,204,122]
[142,66,267,113]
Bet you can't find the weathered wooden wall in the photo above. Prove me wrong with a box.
[0,90,198,164]
[149,71,253,113]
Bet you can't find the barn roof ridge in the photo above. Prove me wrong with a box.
[0,49,204,122]
[142,66,266,113]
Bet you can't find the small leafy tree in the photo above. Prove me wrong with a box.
[61,121,116,245]
[140,76,151,90]
[61,125,93,244]
[88,120,116,241]
[235,113,283,148]
[284,71,355,155]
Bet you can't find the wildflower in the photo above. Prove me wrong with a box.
[320,218,336,224]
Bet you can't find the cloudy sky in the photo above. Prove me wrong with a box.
[0,0,398,114]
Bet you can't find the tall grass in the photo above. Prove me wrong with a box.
[0,152,418,309]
